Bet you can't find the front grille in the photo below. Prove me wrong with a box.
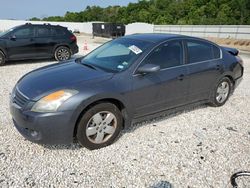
[12,88,29,108]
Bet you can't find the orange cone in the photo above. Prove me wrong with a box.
[83,40,88,51]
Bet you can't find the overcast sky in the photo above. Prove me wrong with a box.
[0,0,138,20]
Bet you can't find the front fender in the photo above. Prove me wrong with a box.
[70,92,134,131]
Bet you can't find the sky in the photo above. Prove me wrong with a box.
[0,0,138,20]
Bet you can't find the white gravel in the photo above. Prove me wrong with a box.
[0,38,249,187]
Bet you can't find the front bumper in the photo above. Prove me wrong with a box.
[10,102,76,145]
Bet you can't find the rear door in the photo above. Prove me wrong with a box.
[131,40,189,117]
[33,26,55,57]
[6,26,36,59]
[184,39,222,102]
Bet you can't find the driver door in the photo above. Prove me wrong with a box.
[131,40,189,118]
[6,26,36,60]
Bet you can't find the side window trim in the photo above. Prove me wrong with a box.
[133,38,223,76]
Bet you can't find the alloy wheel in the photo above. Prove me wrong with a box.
[216,81,230,103]
[86,111,117,144]
[57,48,70,61]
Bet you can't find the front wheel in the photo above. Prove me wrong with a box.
[76,103,123,150]
[209,77,232,107]
[54,46,71,61]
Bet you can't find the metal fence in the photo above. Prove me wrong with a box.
[154,25,250,39]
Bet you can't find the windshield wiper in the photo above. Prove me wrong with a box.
[81,63,97,70]
[75,57,84,63]
[75,58,97,70]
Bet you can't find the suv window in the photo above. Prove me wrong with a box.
[13,27,33,38]
[142,41,183,69]
[36,27,50,37]
[51,28,66,36]
[187,40,220,64]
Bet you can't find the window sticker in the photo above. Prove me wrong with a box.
[129,45,143,55]
[122,61,128,66]
[117,65,124,69]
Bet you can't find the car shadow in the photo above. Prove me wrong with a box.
[43,102,207,150]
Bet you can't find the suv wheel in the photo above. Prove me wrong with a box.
[0,51,5,66]
[209,77,232,107]
[54,46,71,61]
[76,103,123,150]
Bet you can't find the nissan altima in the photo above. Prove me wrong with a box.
[10,34,244,149]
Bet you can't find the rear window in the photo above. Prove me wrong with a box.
[51,28,66,36]
[187,40,221,64]
[213,45,221,59]
[36,27,50,37]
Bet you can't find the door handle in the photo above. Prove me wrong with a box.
[30,38,34,42]
[215,65,221,70]
[177,74,184,81]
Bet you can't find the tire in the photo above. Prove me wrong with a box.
[0,51,5,66]
[76,103,123,150]
[54,46,71,61]
[209,77,232,107]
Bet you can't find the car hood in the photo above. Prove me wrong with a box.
[17,61,113,100]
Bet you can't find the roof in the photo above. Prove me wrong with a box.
[21,23,66,28]
[123,33,184,43]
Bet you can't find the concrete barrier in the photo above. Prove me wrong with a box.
[0,20,249,39]
[154,25,250,39]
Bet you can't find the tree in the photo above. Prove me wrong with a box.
[30,17,40,21]
[30,0,250,25]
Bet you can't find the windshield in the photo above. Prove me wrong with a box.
[0,27,16,37]
[81,38,152,73]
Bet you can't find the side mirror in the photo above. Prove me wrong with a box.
[137,64,160,74]
[10,35,16,41]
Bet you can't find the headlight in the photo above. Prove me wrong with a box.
[31,89,78,112]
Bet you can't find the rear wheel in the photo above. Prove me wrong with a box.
[0,51,5,66]
[54,46,71,61]
[209,77,232,107]
[76,103,123,150]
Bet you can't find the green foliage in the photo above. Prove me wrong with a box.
[29,0,250,25]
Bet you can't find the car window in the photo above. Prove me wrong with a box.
[97,44,131,58]
[82,38,152,73]
[51,28,66,36]
[142,41,183,69]
[213,45,221,59]
[13,27,33,38]
[187,40,220,63]
[36,27,50,37]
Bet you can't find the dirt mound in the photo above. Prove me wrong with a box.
[207,37,250,52]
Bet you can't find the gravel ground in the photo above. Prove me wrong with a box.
[0,38,249,187]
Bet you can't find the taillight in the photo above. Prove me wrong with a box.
[70,35,77,42]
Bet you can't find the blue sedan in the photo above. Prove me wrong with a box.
[10,34,244,149]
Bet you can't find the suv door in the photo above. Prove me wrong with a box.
[184,39,222,102]
[131,40,189,117]
[6,26,35,59]
[34,26,55,57]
